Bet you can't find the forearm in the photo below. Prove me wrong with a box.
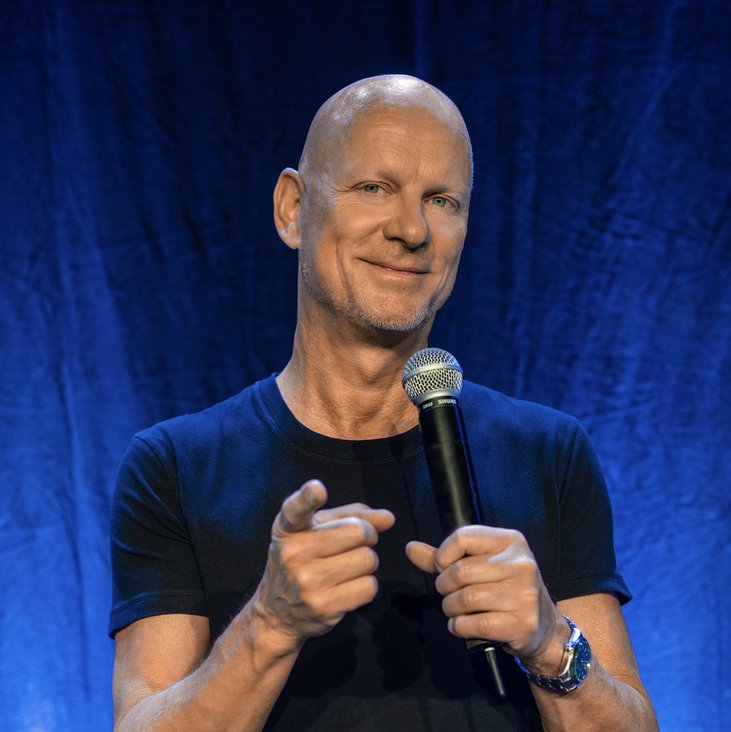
[532,659,658,732]
[115,606,299,732]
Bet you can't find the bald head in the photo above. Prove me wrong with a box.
[272,74,473,338]
[299,75,472,183]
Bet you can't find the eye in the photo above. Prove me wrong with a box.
[429,195,454,210]
[362,183,382,194]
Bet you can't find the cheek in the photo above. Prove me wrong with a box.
[302,210,355,285]
[432,229,466,296]
[438,257,462,302]
[299,196,331,246]
[330,202,384,241]
[435,224,466,269]
[310,205,382,263]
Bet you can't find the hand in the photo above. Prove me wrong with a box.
[406,526,568,671]
[250,479,395,653]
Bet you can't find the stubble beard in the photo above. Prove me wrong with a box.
[299,257,436,335]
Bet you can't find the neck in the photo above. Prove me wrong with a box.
[277,320,429,440]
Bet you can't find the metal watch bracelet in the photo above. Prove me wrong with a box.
[514,616,592,694]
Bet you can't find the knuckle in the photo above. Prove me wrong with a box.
[292,565,314,589]
[346,517,374,543]
[453,526,471,545]
[340,516,363,534]
[452,560,472,585]
[514,557,537,580]
[475,614,494,638]
[505,528,527,546]
[462,583,483,609]
[277,541,299,566]
[304,591,328,616]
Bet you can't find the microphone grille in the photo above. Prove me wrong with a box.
[402,347,463,405]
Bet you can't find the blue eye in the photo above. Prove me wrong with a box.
[431,196,449,208]
[362,183,381,194]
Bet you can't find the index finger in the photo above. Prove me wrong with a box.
[273,479,328,535]
[435,525,521,570]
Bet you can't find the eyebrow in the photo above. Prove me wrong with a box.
[359,167,469,193]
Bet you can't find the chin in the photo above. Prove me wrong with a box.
[349,304,434,335]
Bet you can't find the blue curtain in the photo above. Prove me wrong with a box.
[1,2,728,729]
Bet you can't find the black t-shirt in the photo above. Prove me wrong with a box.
[110,375,630,731]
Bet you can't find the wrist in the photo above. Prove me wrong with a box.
[517,611,571,676]
[515,616,592,694]
[240,592,304,662]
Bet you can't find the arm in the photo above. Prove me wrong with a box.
[540,592,656,731]
[113,480,395,732]
[406,527,657,732]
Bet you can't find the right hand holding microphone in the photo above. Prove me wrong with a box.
[249,479,395,653]
[406,525,568,672]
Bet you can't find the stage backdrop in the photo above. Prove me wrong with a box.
[1,1,729,730]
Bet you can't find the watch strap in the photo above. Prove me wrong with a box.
[514,616,591,694]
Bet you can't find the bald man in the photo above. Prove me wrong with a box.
[110,76,657,731]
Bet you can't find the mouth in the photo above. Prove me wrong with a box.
[362,259,429,276]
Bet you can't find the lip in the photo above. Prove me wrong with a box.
[362,259,429,275]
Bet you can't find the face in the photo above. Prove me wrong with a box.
[296,105,472,336]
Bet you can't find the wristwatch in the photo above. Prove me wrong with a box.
[514,616,592,694]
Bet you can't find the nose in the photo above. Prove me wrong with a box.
[383,195,429,249]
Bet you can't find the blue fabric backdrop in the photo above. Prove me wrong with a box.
[1,1,729,729]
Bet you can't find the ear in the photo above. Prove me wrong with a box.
[273,168,305,249]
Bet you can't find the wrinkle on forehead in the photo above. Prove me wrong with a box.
[299,75,472,184]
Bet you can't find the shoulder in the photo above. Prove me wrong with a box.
[460,382,610,513]
[129,376,272,463]
[461,380,584,448]
[112,377,275,528]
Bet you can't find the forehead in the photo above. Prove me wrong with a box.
[335,105,472,182]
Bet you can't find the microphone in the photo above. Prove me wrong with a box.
[403,347,506,699]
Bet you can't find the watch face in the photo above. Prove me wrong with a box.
[573,637,592,683]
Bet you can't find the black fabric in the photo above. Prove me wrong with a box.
[110,375,627,730]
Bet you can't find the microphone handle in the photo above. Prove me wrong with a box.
[419,399,507,698]
[418,397,482,532]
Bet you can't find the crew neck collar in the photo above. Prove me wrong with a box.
[254,374,423,463]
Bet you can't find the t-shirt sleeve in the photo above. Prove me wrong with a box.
[555,422,632,604]
[108,431,207,637]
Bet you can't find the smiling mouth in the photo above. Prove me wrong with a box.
[364,260,429,275]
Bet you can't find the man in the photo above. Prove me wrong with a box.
[110,75,657,730]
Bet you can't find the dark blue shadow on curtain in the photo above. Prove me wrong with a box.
[0,1,728,730]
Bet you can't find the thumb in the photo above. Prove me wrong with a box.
[405,540,439,574]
